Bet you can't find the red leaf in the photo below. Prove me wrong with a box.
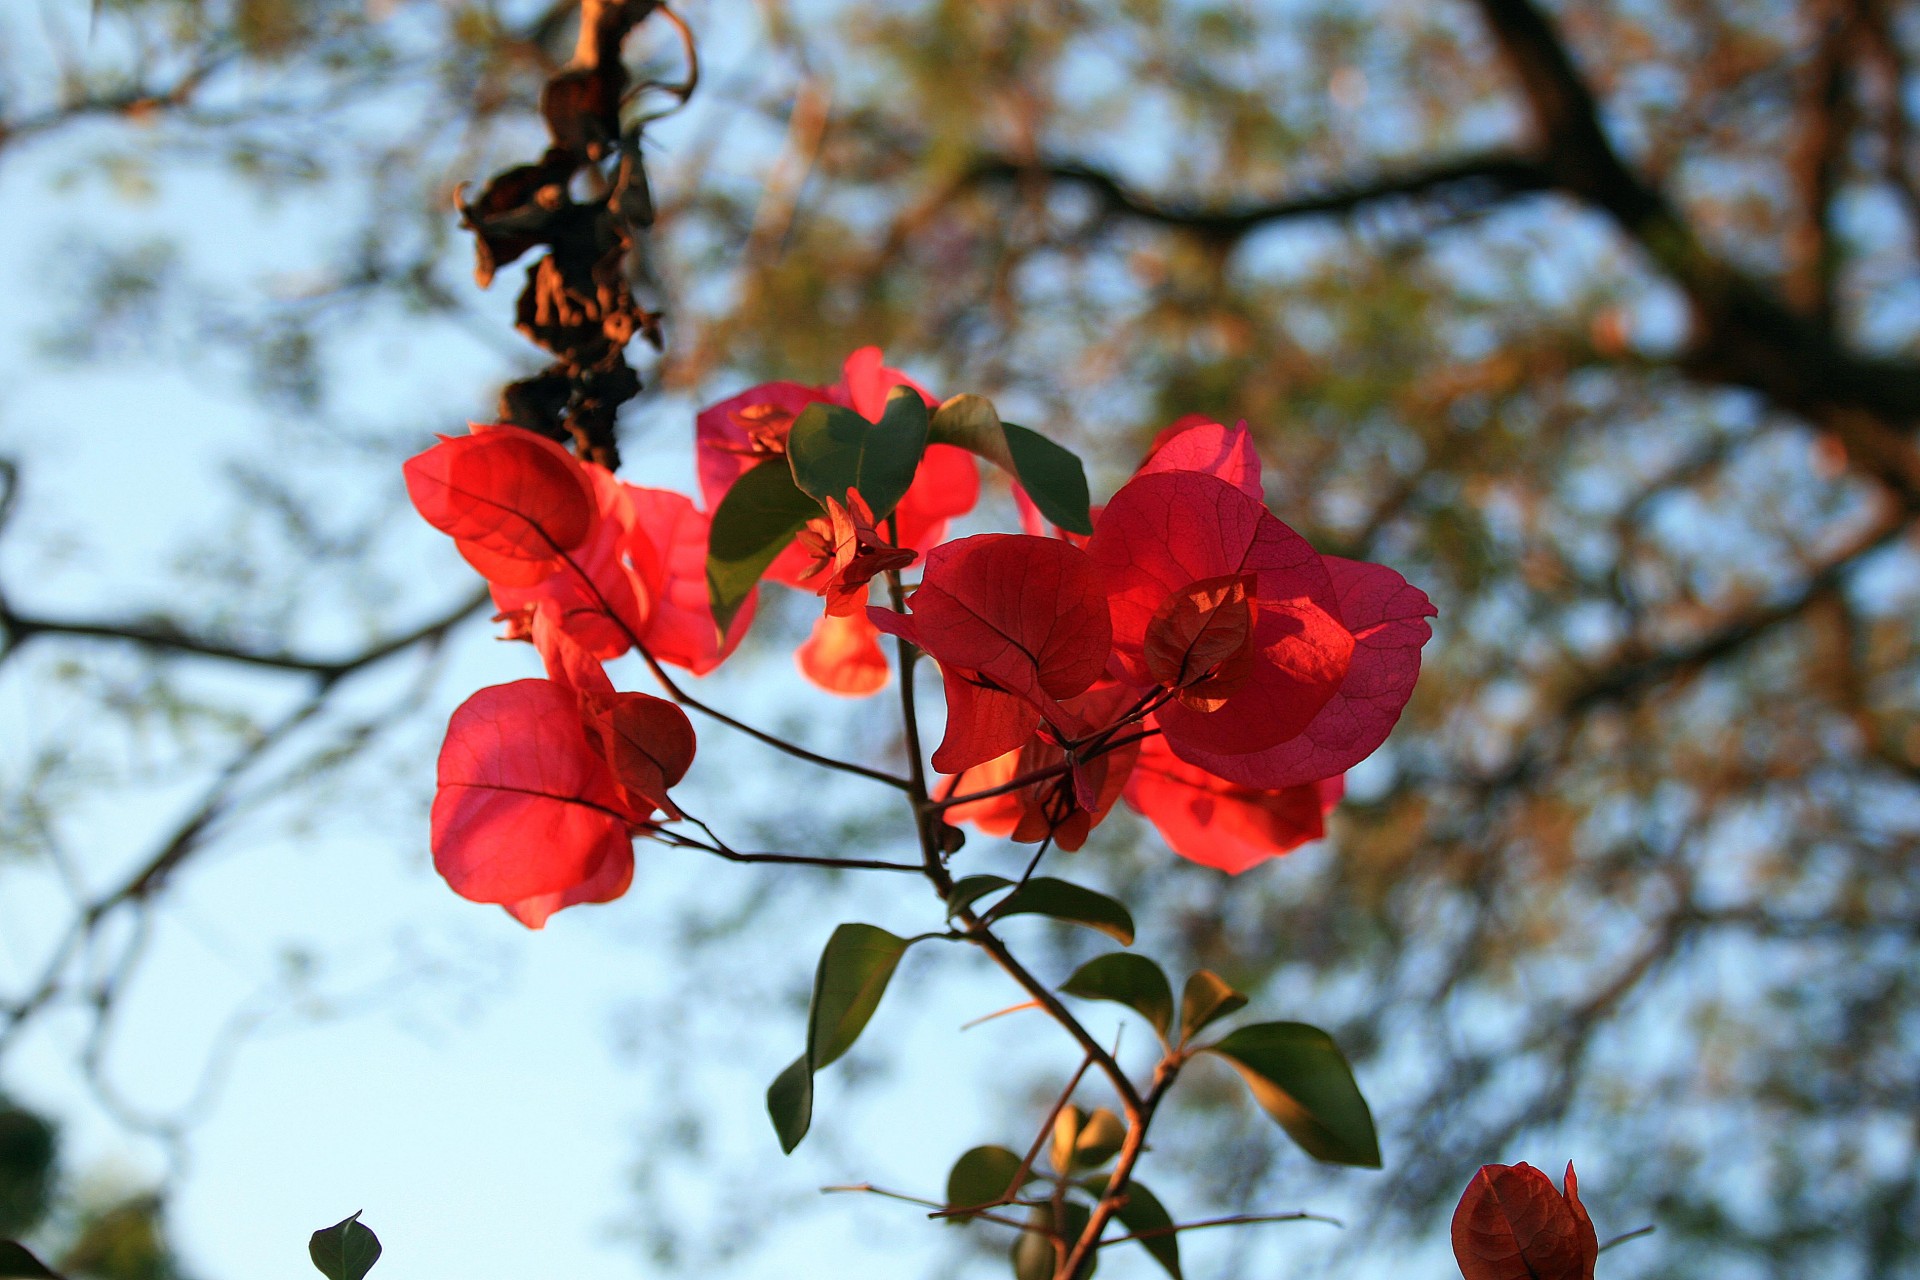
[942,748,1026,837]
[1138,414,1262,498]
[504,845,635,929]
[530,600,615,697]
[1170,555,1435,788]
[431,679,641,915]
[488,461,651,660]
[1451,1162,1598,1280]
[797,609,891,697]
[626,486,757,674]
[1089,470,1352,757]
[406,426,597,561]
[458,536,562,587]
[1123,735,1340,873]
[695,380,826,514]
[943,684,1140,850]
[589,691,696,817]
[833,345,936,421]
[868,534,1110,771]
[1143,572,1256,702]
[924,660,1045,775]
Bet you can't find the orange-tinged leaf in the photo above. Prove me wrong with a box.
[1123,735,1339,873]
[1451,1162,1598,1280]
[797,609,891,697]
[405,426,596,560]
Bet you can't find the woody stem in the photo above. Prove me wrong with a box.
[926,730,1159,811]
[880,571,1143,1115]
[551,545,912,790]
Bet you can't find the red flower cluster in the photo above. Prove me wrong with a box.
[697,348,979,696]
[405,350,1434,924]
[886,416,1433,872]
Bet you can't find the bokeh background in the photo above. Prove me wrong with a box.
[2,0,1917,1277]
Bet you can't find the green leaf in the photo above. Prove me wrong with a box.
[786,390,929,521]
[1203,1023,1381,1167]
[766,924,914,1153]
[1061,953,1174,1040]
[0,1242,63,1280]
[705,456,822,634]
[944,1145,1029,1223]
[1010,1203,1094,1280]
[929,395,1092,535]
[1081,1178,1181,1280]
[808,924,912,1068]
[946,874,1013,919]
[765,1054,812,1156]
[988,878,1135,945]
[1178,970,1247,1044]
[308,1213,381,1280]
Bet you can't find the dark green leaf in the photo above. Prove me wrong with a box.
[1061,953,1174,1040]
[1081,1178,1181,1280]
[929,395,1092,535]
[1178,970,1247,1044]
[1203,1023,1381,1167]
[308,1213,381,1280]
[808,924,911,1068]
[944,1145,1029,1223]
[0,1242,62,1280]
[705,457,822,634]
[786,390,928,521]
[988,878,1135,945]
[767,924,914,1153]
[0,1103,56,1238]
[1004,424,1093,535]
[765,1054,812,1156]
[946,874,1013,919]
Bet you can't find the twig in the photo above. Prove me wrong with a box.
[1100,1210,1343,1246]
[1597,1224,1656,1253]
[823,1183,1031,1233]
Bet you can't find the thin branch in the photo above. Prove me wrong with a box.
[928,730,1157,812]
[546,545,912,791]
[651,828,922,874]
[931,1052,1097,1220]
[0,587,491,680]
[822,1183,1031,1233]
[0,51,233,158]
[965,150,1553,241]
[1597,1225,1657,1253]
[1100,1210,1344,1245]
